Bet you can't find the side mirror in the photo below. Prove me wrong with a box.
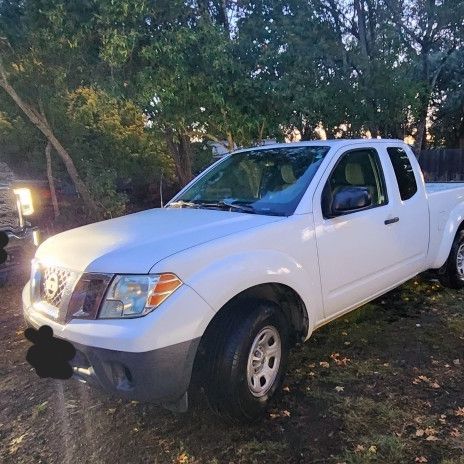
[331,186,372,216]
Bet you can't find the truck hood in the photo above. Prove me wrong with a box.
[36,208,283,273]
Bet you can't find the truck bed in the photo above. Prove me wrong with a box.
[425,182,464,193]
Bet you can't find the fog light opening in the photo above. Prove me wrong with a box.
[111,362,134,391]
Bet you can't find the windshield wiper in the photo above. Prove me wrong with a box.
[168,200,201,209]
[196,200,257,214]
[168,199,256,214]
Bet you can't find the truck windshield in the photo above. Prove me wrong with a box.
[171,146,330,216]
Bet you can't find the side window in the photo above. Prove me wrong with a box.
[322,149,388,217]
[387,147,418,201]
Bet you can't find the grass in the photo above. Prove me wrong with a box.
[282,276,464,464]
[1,275,463,464]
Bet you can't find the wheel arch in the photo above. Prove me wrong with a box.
[430,204,464,269]
[227,283,309,342]
[189,282,309,397]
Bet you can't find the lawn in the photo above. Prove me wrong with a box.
[0,271,463,464]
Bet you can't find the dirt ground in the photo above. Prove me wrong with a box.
[0,267,463,464]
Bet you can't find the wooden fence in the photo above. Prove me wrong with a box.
[418,149,464,182]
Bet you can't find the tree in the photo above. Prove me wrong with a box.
[429,49,464,148]
[0,0,171,215]
[384,0,464,149]
[0,54,99,215]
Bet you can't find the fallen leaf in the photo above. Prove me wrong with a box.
[425,435,438,441]
[415,429,425,437]
[354,444,365,453]
[319,361,330,368]
[450,428,461,438]
[368,445,377,453]
[455,407,464,417]
[335,386,344,393]
[330,353,351,366]
[177,452,189,464]
[9,434,26,454]
[415,457,428,463]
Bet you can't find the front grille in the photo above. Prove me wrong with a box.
[32,263,111,323]
[40,266,74,308]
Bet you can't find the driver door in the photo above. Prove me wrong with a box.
[313,146,399,318]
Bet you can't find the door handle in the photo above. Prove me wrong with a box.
[384,217,399,225]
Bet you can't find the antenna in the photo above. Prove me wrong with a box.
[159,169,164,207]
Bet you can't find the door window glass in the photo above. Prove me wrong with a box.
[322,148,388,216]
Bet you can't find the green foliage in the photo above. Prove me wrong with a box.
[0,0,463,219]
[82,161,128,218]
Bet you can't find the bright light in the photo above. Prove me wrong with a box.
[13,188,34,216]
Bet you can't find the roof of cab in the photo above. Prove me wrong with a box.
[232,138,406,155]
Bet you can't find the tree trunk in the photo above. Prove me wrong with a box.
[164,128,193,187]
[0,62,99,216]
[354,0,369,58]
[414,117,427,151]
[456,115,464,149]
[45,141,60,220]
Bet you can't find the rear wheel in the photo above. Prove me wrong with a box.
[439,229,464,289]
[200,299,290,423]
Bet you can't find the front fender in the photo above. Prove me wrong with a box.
[181,249,322,333]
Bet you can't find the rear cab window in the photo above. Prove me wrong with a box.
[387,147,418,201]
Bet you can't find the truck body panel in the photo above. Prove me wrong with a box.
[22,139,464,407]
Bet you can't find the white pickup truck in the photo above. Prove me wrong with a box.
[23,139,464,422]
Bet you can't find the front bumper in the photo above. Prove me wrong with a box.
[69,336,200,404]
[23,280,213,405]
[25,308,200,403]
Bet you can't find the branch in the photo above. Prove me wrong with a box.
[186,129,229,148]
[384,0,424,47]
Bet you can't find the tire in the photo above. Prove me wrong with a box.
[439,229,464,289]
[201,299,290,423]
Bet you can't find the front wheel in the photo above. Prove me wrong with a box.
[201,299,290,423]
[439,229,464,289]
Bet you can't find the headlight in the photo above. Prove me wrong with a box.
[99,273,182,319]
[13,188,34,216]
